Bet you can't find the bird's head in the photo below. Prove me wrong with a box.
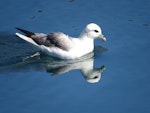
[84,23,106,42]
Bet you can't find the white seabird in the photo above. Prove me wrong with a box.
[15,23,106,59]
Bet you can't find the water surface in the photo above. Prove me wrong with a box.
[0,0,150,113]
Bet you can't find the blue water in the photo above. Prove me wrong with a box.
[0,0,150,113]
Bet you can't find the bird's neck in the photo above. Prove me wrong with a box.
[80,30,87,38]
[79,30,92,39]
[77,33,94,54]
[79,33,94,44]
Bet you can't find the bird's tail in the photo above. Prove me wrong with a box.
[15,28,38,46]
[15,33,38,46]
[16,28,35,37]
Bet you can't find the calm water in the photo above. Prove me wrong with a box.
[0,0,150,113]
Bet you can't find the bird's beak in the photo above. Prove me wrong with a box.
[98,34,106,42]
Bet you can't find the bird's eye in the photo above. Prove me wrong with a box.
[93,76,98,79]
[94,30,99,33]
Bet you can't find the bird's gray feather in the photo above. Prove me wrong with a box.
[31,32,73,51]
[16,28,73,51]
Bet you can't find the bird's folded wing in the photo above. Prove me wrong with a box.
[47,32,73,51]
[16,29,74,51]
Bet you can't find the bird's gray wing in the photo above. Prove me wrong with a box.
[16,28,73,51]
[30,33,53,47]
[16,28,53,47]
[46,32,73,51]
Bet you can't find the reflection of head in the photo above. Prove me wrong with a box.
[81,66,106,83]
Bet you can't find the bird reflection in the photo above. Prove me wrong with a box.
[42,52,106,83]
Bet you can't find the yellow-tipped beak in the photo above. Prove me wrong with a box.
[98,34,106,42]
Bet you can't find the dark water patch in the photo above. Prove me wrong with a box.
[37,9,43,13]
[68,0,75,2]
[0,32,37,67]
[143,23,150,27]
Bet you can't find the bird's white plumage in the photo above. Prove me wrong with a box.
[15,23,106,59]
